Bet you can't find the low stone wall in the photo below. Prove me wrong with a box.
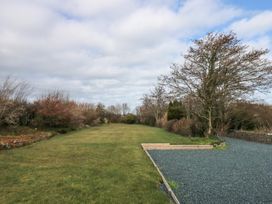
[226,131,272,144]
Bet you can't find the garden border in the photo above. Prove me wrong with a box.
[141,143,213,204]
[0,132,56,151]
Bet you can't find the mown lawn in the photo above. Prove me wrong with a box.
[0,124,215,204]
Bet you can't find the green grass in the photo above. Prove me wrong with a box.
[168,180,179,190]
[0,124,215,204]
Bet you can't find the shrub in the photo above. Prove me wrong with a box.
[79,103,99,126]
[121,114,137,124]
[19,103,35,126]
[190,119,206,136]
[33,91,84,128]
[96,103,107,123]
[140,115,156,126]
[106,112,122,123]
[0,77,31,127]
[172,119,193,136]
[165,118,206,137]
[69,103,85,128]
[0,100,26,126]
[165,119,177,132]
[167,100,186,120]
[228,102,272,131]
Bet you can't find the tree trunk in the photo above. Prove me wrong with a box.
[207,108,213,137]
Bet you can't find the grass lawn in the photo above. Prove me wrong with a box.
[0,124,215,204]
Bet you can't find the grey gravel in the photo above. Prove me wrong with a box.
[148,138,272,204]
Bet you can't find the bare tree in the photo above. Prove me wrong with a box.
[138,85,168,126]
[107,104,122,115]
[0,76,31,126]
[121,103,130,115]
[150,85,168,125]
[162,32,272,137]
[115,104,122,115]
[136,95,156,126]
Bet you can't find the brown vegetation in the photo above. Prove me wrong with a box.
[0,129,55,150]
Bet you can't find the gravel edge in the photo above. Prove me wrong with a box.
[141,144,180,204]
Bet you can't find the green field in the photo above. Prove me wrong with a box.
[0,124,214,204]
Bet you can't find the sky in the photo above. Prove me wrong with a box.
[0,0,272,108]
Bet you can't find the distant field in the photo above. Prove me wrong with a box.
[0,124,214,204]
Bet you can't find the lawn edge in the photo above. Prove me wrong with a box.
[141,144,181,204]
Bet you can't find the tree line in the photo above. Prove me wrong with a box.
[137,32,272,137]
[0,76,136,130]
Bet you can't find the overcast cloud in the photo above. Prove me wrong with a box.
[0,0,271,108]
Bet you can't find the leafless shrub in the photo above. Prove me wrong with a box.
[0,76,31,126]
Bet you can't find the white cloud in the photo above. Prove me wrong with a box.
[229,11,272,38]
[177,0,242,31]
[0,1,54,33]
[246,36,272,50]
[0,0,271,107]
[113,7,177,42]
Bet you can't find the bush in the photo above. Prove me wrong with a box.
[165,119,177,132]
[0,77,31,127]
[121,114,137,124]
[79,103,99,126]
[96,103,107,123]
[0,100,26,126]
[165,118,206,137]
[33,91,84,128]
[191,119,206,136]
[140,116,156,126]
[19,103,35,126]
[167,100,186,120]
[172,119,193,136]
[228,102,272,131]
[106,112,122,123]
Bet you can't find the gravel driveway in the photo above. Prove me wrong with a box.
[148,138,272,204]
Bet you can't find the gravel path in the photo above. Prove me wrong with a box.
[148,138,272,204]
